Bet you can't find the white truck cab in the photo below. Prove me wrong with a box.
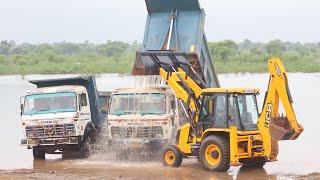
[106,86,181,151]
[20,76,105,159]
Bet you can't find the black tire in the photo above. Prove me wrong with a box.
[240,157,266,168]
[78,136,92,158]
[199,135,230,172]
[161,145,182,167]
[116,149,129,160]
[62,150,74,159]
[33,146,45,159]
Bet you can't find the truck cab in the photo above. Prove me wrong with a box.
[106,86,181,152]
[20,76,105,159]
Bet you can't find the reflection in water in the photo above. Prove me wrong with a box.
[236,167,276,180]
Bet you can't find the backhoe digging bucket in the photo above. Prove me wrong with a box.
[270,116,302,140]
[132,51,207,87]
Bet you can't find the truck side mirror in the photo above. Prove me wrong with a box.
[20,104,23,116]
[170,109,175,126]
[19,96,24,116]
[170,96,176,110]
[100,106,109,113]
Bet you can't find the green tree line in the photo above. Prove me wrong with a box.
[0,39,319,75]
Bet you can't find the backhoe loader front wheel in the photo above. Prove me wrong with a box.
[162,145,182,167]
[200,135,230,172]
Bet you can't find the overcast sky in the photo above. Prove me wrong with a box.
[0,0,319,44]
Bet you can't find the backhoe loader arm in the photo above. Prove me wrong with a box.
[258,57,304,158]
[159,67,202,124]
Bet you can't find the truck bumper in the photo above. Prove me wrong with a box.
[108,139,169,150]
[21,137,80,148]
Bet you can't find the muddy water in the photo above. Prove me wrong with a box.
[0,73,319,179]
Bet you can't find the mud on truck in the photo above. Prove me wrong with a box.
[106,84,184,158]
[20,76,108,159]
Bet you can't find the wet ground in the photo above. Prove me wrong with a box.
[0,155,319,179]
[0,73,319,179]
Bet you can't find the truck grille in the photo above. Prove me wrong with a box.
[111,126,163,139]
[25,124,76,138]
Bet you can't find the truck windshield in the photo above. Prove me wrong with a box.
[109,93,166,116]
[140,93,166,115]
[23,92,77,115]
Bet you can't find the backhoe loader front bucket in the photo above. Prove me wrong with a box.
[270,116,302,140]
[132,51,207,87]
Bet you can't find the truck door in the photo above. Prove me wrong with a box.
[79,93,90,120]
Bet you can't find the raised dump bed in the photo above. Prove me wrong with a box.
[135,0,220,88]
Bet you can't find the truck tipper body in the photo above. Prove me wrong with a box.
[106,84,183,153]
[20,76,108,159]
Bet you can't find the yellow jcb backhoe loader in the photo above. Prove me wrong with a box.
[132,51,303,171]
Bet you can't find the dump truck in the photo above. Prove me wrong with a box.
[20,76,108,159]
[132,51,304,171]
[105,77,184,157]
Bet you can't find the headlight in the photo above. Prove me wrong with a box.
[25,127,33,138]
[153,132,163,138]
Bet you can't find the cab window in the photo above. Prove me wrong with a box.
[228,95,240,128]
[79,93,88,109]
[213,94,228,128]
[201,95,213,121]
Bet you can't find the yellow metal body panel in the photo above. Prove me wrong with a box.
[176,124,195,154]
[201,127,264,165]
[201,88,260,94]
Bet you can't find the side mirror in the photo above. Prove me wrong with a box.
[19,96,24,116]
[20,104,23,116]
[170,109,175,126]
[100,106,109,113]
[78,103,82,111]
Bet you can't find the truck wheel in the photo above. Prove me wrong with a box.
[241,157,266,168]
[116,149,129,160]
[199,135,230,172]
[78,136,91,158]
[33,147,45,159]
[162,145,182,167]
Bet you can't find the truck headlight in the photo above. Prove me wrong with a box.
[153,132,163,138]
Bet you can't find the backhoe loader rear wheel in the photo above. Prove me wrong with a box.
[240,157,266,168]
[162,145,182,167]
[199,135,230,172]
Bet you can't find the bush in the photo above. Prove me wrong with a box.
[0,40,318,75]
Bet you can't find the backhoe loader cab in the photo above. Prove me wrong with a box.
[198,89,260,132]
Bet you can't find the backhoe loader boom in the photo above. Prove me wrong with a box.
[258,57,304,158]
